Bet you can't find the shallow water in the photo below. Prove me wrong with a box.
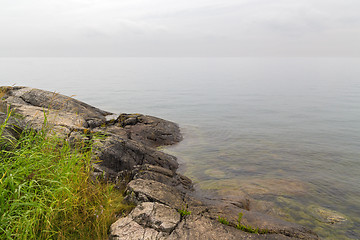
[1,57,360,239]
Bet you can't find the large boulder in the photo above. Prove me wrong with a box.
[92,135,179,173]
[110,113,182,148]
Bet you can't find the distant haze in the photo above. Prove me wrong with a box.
[1,0,360,57]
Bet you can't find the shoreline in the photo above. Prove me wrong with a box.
[1,86,319,239]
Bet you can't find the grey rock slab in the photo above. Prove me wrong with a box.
[242,210,319,239]
[133,164,193,191]
[205,204,319,240]
[134,170,176,187]
[11,104,88,131]
[126,179,185,209]
[130,202,181,233]
[114,114,182,148]
[93,136,179,172]
[109,216,165,240]
[3,86,111,128]
[137,164,175,177]
[2,95,29,106]
[100,125,129,139]
[167,214,289,240]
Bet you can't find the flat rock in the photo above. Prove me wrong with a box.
[109,202,180,240]
[133,164,193,191]
[125,179,185,210]
[2,86,110,128]
[109,216,165,240]
[93,136,179,173]
[204,204,319,239]
[167,214,292,240]
[130,202,180,233]
[11,104,88,130]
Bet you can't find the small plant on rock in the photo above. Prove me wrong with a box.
[178,204,191,217]
[218,216,230,225]
[236,212,269,234]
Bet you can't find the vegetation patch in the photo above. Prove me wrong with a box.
[236,213,269,234]
[217,213,269,234]
[0,112,132,240]
[218,216,230,225]
[178,205,191,217]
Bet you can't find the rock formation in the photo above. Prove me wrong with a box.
[0,86,319,240]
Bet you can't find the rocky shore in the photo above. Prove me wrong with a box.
[0,86,319,240]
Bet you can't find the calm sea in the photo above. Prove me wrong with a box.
[1,58,359,239]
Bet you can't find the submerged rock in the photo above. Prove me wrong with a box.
[309,206,347,224]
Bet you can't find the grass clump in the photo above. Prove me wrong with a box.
[178,205,191,217]
[0,113,132,240]
[218,216,229,225]
[236,213,269,234]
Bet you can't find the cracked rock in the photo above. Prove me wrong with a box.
[130,202,180,233]
[109,216,165,240]
[125,179,185,209]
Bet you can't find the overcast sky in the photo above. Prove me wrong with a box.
[1,0,360,57]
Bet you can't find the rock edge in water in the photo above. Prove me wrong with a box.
[0,86,319,240]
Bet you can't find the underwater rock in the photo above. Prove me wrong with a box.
[205,178,308,197]
[204,169,226,179]
[309,206,347,224]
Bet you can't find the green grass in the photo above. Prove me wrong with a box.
[236,213,269,234]
[218,216,229,225]
[0,112,132,239]
[178,205,191,217]
[217,213,269,234]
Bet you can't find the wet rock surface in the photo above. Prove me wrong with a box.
[114,113,183,148]
[0,86,319,240]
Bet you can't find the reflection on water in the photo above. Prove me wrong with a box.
[1,57,360,239]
